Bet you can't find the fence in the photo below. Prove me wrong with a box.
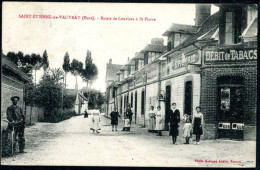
[25,106,44,125]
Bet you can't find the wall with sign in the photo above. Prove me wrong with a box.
[146,63,158,83]
[135,74,144,87]
[203,48,257,64]
[162,50,201,78]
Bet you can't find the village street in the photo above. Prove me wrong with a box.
[1,115,256,167]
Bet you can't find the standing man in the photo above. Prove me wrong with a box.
[168,103,180,145]
[6,96,26,153]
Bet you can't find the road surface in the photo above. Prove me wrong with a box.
[1,115,256,167]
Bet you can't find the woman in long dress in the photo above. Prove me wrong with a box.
[168,103,180,144]
[91,109,101,133]
[155,106,164,136]
[148,106,156,132]
[192,106,204,145]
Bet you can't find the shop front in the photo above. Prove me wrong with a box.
[201,43,257,140]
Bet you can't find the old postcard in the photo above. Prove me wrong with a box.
[1,1,257,167]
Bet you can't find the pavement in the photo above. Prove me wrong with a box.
[1,115,256,167]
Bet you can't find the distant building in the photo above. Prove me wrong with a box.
[65,89,88,115]
[105,59,123,116]
[1,55,30,130]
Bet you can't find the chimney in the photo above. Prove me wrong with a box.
[109,58,112,64]
[127,57,130,61]
[195,4,211,26]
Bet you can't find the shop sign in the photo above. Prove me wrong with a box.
[218,122,230,129]
[186,64,201,73]
[171,51,200,70]
[204,48,257,64]
[129,81,134,88]
[135,75,143,85]
[147,68,157,81]
[232,123,244,130]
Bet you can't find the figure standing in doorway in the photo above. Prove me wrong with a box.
[168,103,180,144]
[155,106,164,136]
[126,104,133,124]
[192,106,204,144]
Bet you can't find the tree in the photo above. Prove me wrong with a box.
[81,50,98,88]
[6,52,18,64]
[49,68,64,84]
[81,88,105,110]
[70,59,83,90]
[30,53,42,84]
[62,52,70,88]
[42,50,49,73]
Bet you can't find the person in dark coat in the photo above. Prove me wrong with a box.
[6,96,26,153]
[110,107,120,131]
[168,102,180,144]
[125,104,133,124]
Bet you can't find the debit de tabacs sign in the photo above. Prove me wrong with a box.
[204,48,257,64]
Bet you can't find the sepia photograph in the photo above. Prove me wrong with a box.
[1,1,257,167]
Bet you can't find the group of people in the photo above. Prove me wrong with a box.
[149,103,204,145]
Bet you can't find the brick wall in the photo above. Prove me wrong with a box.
[201,65,257,140]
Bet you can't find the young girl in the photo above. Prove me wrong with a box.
[155,106,164,136]
[192,106,204,145]
[183,117,192,144]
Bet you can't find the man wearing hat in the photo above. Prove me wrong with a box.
[6,96,26,153]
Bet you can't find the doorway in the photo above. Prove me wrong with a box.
[184,81,193,116]
[165,85,171,130]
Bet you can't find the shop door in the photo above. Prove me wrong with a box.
[165,85,171,130]
[184,81,193,116]
[217,76,244,140]
[141,90,145,115]
[134,91,137,124]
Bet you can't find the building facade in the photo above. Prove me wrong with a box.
[105,4,257,140]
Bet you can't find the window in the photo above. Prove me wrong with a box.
[135,59,139,71]
[131,66,135,74]
[167,42,171,51]
[225,12,234,44]
[139,60,144,68]
[166,57,171,64]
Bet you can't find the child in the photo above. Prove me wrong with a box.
[183,117,192,144]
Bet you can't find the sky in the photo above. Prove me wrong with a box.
[2,2,219,92]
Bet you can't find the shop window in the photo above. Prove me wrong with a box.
[218,76,244,122]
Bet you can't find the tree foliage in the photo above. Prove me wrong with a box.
[42,50,49,72]
[81,88,105,110]
[80,50,98,87]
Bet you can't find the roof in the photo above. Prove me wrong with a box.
[2,55,31,82]
[159,11,219,59]
[105,63,123,84]
[242,16,257,38]
[181,12,219,46]
[141,44,166,53]
[162,23,199,36]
